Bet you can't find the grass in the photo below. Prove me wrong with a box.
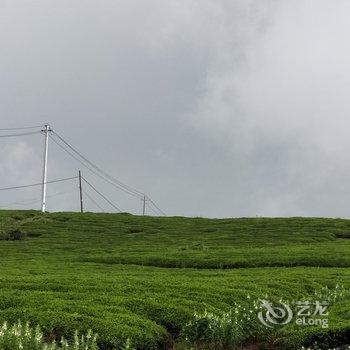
[0,210,349,349]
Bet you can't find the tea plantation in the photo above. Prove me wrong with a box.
[0,210,349,349]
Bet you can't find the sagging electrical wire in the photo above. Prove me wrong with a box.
[81,176,122,212]
[0,176,78,192]
[0,131,41,138]
[50,131,166,215]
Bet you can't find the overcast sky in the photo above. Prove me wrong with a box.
[1,0,350,218]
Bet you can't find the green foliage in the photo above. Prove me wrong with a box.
[181,299,268,349]
[0,210,349,349]
[0,321,98,350]
[182,286,350,349]
[0,229,26,241]
[7,229,26,240]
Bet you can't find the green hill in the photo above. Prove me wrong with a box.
[0,210,349,349]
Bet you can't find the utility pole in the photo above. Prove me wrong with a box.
[78,170,84,213]
[143,195,146,216]
[41,124,50,213]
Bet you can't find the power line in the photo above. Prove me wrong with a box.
[82,189,106,212]
[0,125,43,131]
[0,176,78,192]
[145,202,160,216]
[49,134,143,199]
[50,133,140,198]
[51,131,145,198]
[0,197,41,208]
[146,197,167,216]
[0,124,167,216]
[46,188,79,199]
[0,188,78,209]
[50,131,167,216]
[0,131,41,138]
[81,176,122,212]
[139,195,166,216]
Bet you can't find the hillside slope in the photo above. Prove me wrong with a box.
[0,210,349,349]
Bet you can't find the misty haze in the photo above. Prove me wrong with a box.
[0,2,349,350]
[1,1,350,217]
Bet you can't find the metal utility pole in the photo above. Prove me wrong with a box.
[142,195,146,216]
[41,124,50,213]
[78,170,84,213]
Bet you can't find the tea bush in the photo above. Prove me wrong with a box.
[0,229,26,241]
[0,210,349,348]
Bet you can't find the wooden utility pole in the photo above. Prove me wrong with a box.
[143,195,146,216]
[78,170,84,213]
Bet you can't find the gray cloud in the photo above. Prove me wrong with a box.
[0,1,349,217]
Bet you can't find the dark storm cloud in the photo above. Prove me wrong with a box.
[0,1,349,217]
